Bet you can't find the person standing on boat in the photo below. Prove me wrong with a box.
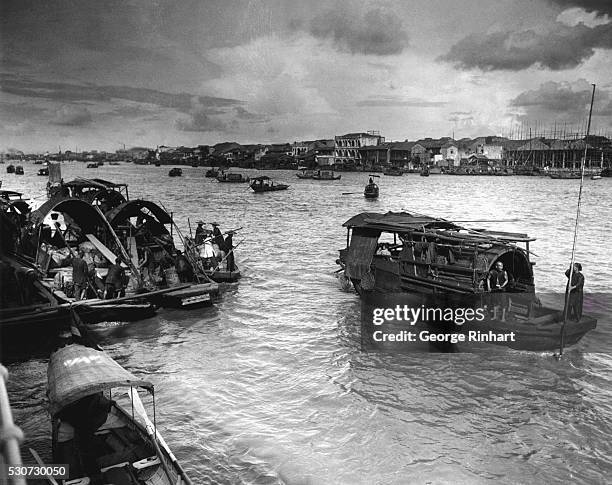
[195,222,206,244]
[104,257,125,299]
[565,263,584,321]
[487,261,508,322]
[175,250,193,283]
[225,231,236,271]
[72,249,89,300]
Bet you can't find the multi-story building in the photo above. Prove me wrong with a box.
[334,131,384,168]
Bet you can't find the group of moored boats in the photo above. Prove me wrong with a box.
[1,168,250,481]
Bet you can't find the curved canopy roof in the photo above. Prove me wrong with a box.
[106,199,172,226]
[48,344,153,416]
[343,212,535,243]
[30,197,107,233]
[63,177,127,190]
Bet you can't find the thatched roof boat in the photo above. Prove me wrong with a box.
[48,344,192,484]
[337,211,596,350]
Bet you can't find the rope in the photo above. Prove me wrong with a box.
[558,83,595,358]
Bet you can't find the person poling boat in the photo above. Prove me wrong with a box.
[558,83,596,358]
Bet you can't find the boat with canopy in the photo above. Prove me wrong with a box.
[48,344,192,484]
[337,211,596,350]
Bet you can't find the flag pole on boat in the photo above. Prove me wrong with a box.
[557,83,595,359]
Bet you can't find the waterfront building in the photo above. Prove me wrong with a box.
[334,132,384,169]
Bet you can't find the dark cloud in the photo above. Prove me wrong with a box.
[176,98,228,132]
[547,0,612,16]
[51,105,92,126]
[510,81,612,123]
[234,106,268,122]
[309,8,408,55]
[440,21,612,71]
[0,74,242,113]
[356,96,446,107]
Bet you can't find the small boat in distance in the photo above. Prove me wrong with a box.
[312,169,341,180]
[217,171,249,183]
[86,162,99,168]
[205,167,220,178]
[296,168,314,179]
[38,167,49,176]
[591,174,602,180]
[383,167,402,176]
[364,175,379,199]
[250,176,289,192]
[549,171,581,179]
[168,167,183,177]
[15,165,24,175]
[420,165,430,177]
[48,344,192,484]
[6,164,15,173]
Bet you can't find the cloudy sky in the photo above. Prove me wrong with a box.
[1,0,611,152]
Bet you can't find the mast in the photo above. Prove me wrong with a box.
[558,83,595,358]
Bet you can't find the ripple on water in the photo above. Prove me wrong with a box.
[5,166,612,483]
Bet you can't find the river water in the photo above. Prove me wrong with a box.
[4,163,612,484]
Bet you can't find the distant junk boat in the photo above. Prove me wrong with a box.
[168,167,182,177]
[15,165,24,175]
[6,164,15,173]
[312,169,341,180]
[250,176,289,192]
[296,168,314,179]
[216,171,249,183]
[383,167,402,176]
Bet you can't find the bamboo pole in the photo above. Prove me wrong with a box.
[0,366,26,485]
[558,83,595,359]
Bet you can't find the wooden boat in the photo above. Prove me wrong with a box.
[383,168,402,176]
[109,161,121,165]
[420,166,430,177]
[48,344,192,484]
[337,211,596,351]
[205,167,220,178]
[15,165,24,175]
[97,161,105,167]
[364,175,380,199]
[204,267,241,283]
[296,168,314,179]
[250,176,289,192]
[549,171,581,179]
[86,163,99,168]
[168,167,182,177]
[38,167,49,176]
[312,169,341,180]
[217,172,249,183]
[6,164,15,173]
[364,183,379,199]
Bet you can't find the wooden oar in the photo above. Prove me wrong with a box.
[130,389,193,485]
[29,448,59,485]
[342,192,361,195]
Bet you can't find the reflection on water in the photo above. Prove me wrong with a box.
[5,165,612,483]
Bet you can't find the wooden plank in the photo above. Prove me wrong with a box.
[85,233,127,267]
[127,236,139,267]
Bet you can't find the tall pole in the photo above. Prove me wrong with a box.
[558,83,595,358]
